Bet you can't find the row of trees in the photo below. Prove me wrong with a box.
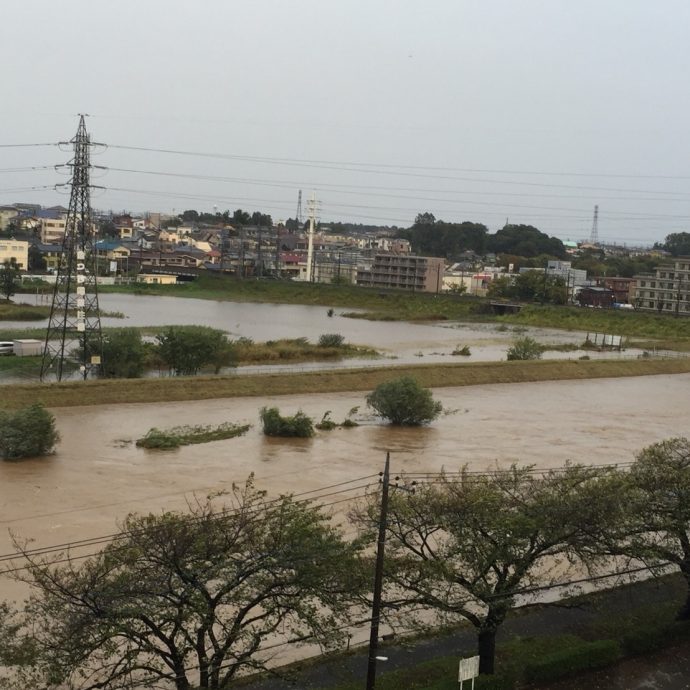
[179,209,273,227]
[94,326,236,378]
[487,270,568,304]
[398,215,568,261]
[3,439,690,686]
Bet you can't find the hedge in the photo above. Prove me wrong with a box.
[523,639,621,684]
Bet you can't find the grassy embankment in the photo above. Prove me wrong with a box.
[100,274,690,350]
[4,357,690,409]
[236,574,689,690]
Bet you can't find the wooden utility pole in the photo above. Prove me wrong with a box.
[366,453,391,690]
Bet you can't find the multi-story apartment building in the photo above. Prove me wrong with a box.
[356,254,445,293]
[634,258,690,315]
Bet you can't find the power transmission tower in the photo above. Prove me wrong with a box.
[589,204,599,245]
[40,115,103,382]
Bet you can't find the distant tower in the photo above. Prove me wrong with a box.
[589,205,599,245]
[40,115,103,382]
[295,189,303,228]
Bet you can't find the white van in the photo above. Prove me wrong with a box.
[0,342,14,356]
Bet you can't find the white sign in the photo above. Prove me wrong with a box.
[458,656,480,688]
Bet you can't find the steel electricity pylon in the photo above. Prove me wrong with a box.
[40,115,103,382]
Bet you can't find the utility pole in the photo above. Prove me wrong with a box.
[257,224,263,278]
[366,453,391,690]
[239,225,245,279]
[306,192,317,282]
[41,115,103,382]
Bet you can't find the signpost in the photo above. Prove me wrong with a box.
[458,656,480,689]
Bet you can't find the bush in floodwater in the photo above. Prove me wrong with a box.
[315,411,338,431]
[506,336,543,361]
[260,407,314,438]
[0,404,59,459]
[366,376,443,426]
[318,333,345,348]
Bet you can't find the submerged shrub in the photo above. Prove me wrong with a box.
[366,376,443,426]
[0,404,59,459]
[506,336,543,361]
[136,423,250,450]
[318,333,345,348]
[260,407,314,438]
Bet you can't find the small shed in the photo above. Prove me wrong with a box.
[14,339,43,356]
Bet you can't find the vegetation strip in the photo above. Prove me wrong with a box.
[4,358,690,409]
[136,422,251,449]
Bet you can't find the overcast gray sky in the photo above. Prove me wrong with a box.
[2,0,690,245]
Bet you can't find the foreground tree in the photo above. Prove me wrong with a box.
[353,465,615,675]
[366,376,442,426]
[601,438,690,621]
[11,480,364,689]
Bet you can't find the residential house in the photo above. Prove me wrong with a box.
[0,206,19,231]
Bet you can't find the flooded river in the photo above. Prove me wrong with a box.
[1,373,688,604]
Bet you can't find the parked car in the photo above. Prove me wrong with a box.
[0,342,14,356]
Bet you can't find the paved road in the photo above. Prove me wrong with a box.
[246,577,685,689]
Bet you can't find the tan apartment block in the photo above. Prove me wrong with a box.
[357,254,445,293]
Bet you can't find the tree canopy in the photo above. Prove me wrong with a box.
[0,259,21,301]
[399,216,566,261]
[10,480,364,690]
[155,326,236,375]
[353,465,616,674]
[660,232,690,257]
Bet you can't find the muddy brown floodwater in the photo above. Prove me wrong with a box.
[2,373,689,606]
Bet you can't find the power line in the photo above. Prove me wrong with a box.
[102,169,690,219]
[0,143,57,148]
[105,144,690,185]
[105,144,690,196]
[0,476,379,569]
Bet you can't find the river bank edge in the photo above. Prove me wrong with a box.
[7,357,690,409]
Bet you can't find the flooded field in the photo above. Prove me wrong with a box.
[14,292,642,367]
[1,372,688,605]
